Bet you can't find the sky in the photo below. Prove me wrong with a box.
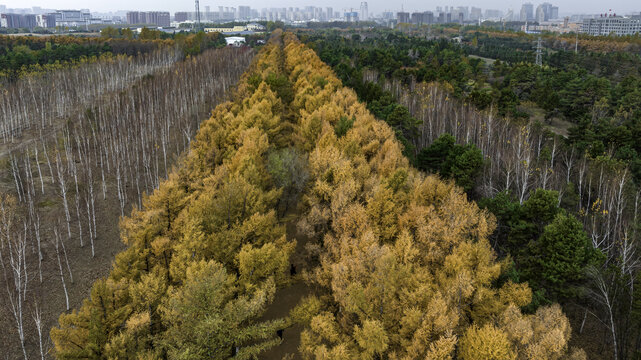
[0,0,639,16]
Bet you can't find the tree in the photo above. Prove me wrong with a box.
[139,27,161,40]
[534,212,601,300]
[458,324,516,360]
[100,26,119,39]
[159,260,285,359]
[418,133,484,192]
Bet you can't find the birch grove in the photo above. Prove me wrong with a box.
[0,45,254,357]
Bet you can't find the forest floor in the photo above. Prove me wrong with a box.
[259,210,314,359]
[0,169,128,358]
[519,101,574,137]
[566,304,614,359]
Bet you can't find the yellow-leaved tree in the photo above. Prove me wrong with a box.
[280,33,585,360]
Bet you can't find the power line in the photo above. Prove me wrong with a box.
[535,36,543,67]
[195,0,201,31]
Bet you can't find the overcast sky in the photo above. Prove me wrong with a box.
[1,0,639,15]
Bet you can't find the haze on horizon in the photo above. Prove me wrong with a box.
[0,0,638,16]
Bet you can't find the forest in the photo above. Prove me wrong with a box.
[0,33,253,357]
[0,31,227,83]
[3,25,641,359]
[33,30,588,359]
[300,28,641,358]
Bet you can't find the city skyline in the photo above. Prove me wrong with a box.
[0,0,639,16]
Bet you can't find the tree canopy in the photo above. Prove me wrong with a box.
[51,31,585,359]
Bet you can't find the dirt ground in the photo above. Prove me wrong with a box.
[259,213,314,360]
[0,174,128,358]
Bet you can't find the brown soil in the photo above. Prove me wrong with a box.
[566,303,615,359]
[0,176,127,359]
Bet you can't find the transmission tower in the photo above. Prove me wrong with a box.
[535,36,543,67]
[195,0,201,31]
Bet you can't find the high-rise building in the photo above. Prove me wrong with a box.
[1,13,36,28]
[174,12,189,22]
[536,3,553,22]
[535,5,545,22]
[425,11,434,24]
[397,11,409,23]
[147,11,170,26]
[360,2,368,20]
[325,7,332,20]
[411,12,426,25]
[520,3,534,21]
[127,11,169,27]
[470,7,482,20]
[550,6,559,20]
[36,13,56,27]
[326,7,333,20]
[126,11,140,24]
[238,6,251,20]
[344,11,358,22]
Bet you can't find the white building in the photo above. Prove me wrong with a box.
[225,36,245,46]
[360,2,368,21]
[581,16,641,36]
[53,10,91,27]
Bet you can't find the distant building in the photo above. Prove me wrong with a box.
[246,22,265,31]
[344,11,358,22]
[126,11,140,24]
[174,12,189,22]
[237,6,251,20]
[581,16,641,36]
[146,12,170,27]
[46,10,91,27]
[397,11,409,23]
[127,11,170,27]
[360,2,368,21]
[535,3,554,22]
[205,25,246,33]
[204,23,264,34]
[520,3,534,21]
[225,36,245,46]
[0,13,37,28]
[470,7,482,20]
[411,12,426,25]
[425,11,434,24]
[36,13,56,27]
